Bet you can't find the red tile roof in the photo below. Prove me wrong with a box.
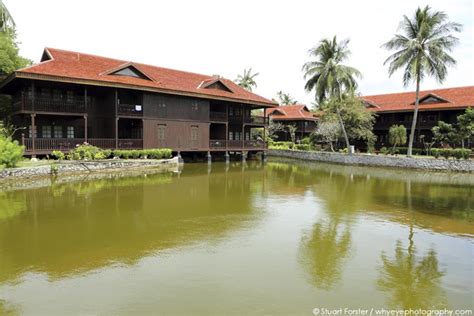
[267,104,318,121]
[362,86,474,113]
[10,48,276,107]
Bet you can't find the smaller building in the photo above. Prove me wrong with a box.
[362,86,474,148]
[266,104,318,142]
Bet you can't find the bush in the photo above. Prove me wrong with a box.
[432,148,441,159]
[51,150,65,160]
[380,147,389,155]
[0,137,25,168]
[301,137,311,145]
[441,149,451,159]
[68,143,103,160]
[294,144,311,151]
[113,148,172,159]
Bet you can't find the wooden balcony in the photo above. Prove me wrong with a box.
[21,138,143,154]
[13,94,86,114]
[209,140,227,149]
[374,120,439,130]
[210,111,227,122]
[117,104,143,117]
[245,116,267,125]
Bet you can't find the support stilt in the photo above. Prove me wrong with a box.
[177,151,184,164]
[207,151,212,164]
[225,151,230,164]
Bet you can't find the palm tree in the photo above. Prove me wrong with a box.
[383,6,462,156]
[276,91,297,105]
[302,36,361,152]
[0,0,15,31]
[235,68,259,92]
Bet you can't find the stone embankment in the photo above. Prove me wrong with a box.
[0,157,179,180]
[268,150,473,172]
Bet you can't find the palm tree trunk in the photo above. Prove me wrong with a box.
[407,76,421,157]
[336,107,351,154]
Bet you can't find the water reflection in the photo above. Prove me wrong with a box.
[0,163,266,284]
[378,240,446,309]
[0,160,472,313]
[299,220,352,290]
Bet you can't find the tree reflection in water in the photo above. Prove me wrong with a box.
[377,240,447,309]
[299,220,352,290]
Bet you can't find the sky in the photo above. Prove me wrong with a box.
[5,0,474,106]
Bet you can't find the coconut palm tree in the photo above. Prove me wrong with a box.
[235,68,259,92]
[0,0,15,31]
[276,91,297,105]
[302,36,361,152]
[382,6,462,156]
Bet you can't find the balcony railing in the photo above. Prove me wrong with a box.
[22,138,143,152]
[209,140,227,148]
[117,104,143,117]
[244,116,267,125]
[13,94,86,114]
[210,111,227,122]
[118,139,143,149]
[244,140,265,149]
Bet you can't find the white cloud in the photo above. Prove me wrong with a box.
[6,0,473,105]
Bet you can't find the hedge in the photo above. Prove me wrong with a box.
[431,148,471,160]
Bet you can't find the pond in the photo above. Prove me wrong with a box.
[0,159,473,315]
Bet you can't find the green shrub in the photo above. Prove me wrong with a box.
[68,143,103,160]
[301,137,311,145]
[432,148,441,159]
[441,149,451,159]
[452,149,464,160]
[380,147,389,155]
[0,137,25,168]
[51,150,65,160]
[294,144,311,151]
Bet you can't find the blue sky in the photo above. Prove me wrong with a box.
[6,0,474,106]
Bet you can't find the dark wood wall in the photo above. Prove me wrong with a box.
[143,93,209,121]
[143,119,210,151]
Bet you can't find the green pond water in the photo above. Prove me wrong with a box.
[0,160,473,315]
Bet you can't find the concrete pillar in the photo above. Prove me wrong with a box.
[241,151,247,162]
[177,151,184,164]
[225,151,230,164]
[262,151,267,162]
[207,151,212,164]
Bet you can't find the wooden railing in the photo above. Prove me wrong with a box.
[209,140,227,148]
[117,104,143,117]
[244,140,265,149]
[210,111,227,122]
[13,94,86,114]
[87,139,116,149]
[23,138,84,151]
[245,116,267,125]
[118,139,143,149]
[22,138,143,152]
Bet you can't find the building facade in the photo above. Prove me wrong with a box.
[266,104,318,142]
[362,86,474,148]
[0,48,276,156]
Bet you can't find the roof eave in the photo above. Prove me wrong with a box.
[15,72,277,108]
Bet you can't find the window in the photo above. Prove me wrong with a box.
[42,126,52,138]
[67,126,75,138]
[52,89,62,102]
[66,91,74,103]
[228,132,233,140]
[28,125,37,138]
[245,132,250,140]
[157,124,166,140]
[158,102,166,108]
[191,126,199,141]
[54,126,63,138]
[191,101,199,111]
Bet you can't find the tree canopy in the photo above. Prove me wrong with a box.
[234,68,259,92]
[383,5,461,156]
